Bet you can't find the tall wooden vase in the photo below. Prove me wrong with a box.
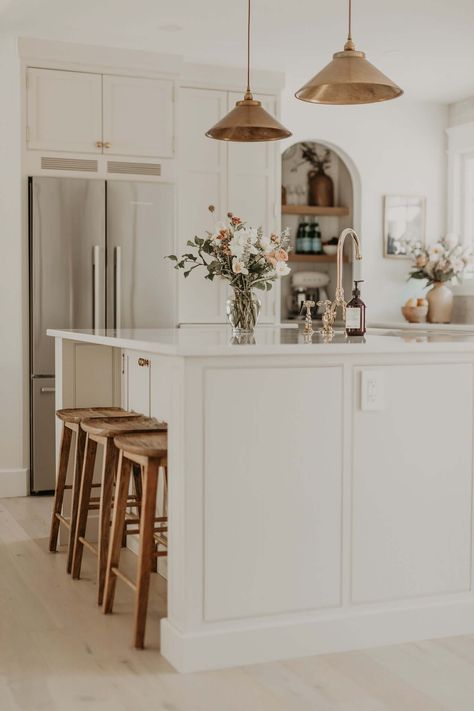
[308,169,334,207]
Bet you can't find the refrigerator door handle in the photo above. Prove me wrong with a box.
[114,246,122,330]
[93,245,100,330]
[40,386,56,393]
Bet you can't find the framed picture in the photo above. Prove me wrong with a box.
[383,195,426,258]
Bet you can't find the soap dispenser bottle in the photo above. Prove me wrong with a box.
[345,280,366,337]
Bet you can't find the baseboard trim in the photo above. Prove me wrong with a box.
[0,468,29,498]
[161,597,474,673]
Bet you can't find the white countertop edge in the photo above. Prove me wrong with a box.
[47,327,474,357]
[370,321,474,333]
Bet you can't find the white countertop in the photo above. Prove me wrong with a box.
[47,325,474,356]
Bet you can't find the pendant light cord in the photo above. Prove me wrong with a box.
[344,0,355,50]
[246,0,251,94]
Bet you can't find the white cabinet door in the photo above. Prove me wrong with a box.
[26,68,102,154]
[125,351,151,416]
[102,75,174,158]
[227,93,279,322]
[178,87,228,324]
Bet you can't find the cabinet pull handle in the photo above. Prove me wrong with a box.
[95,140,103,149]
[103,142,111,149]
[138,357,150,367]
[40,386,55,393]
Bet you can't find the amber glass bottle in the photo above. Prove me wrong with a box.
[345,280,366,337]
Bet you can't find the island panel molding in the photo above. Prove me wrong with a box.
[352,362,473,604]
[49,328,474,672]
[203,365,343,621]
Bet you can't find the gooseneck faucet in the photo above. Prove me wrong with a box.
[317,228,363,337]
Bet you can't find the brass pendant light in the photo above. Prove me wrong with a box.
[295,0,403,105]
[206,0,292,142]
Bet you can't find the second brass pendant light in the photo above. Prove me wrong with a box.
[206,0,403,143]
[295,0,403,105]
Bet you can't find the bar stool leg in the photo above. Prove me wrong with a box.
[49,424,73,552]
[71,434,98,579]
[134,458,159,649]
[49,424,72,553]
[66,428,87,574]
[103,452,132,615]
[97,441,119,605]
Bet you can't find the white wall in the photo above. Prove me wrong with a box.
[0,34,28,496]
[280,91,448,321]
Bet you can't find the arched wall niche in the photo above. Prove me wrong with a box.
[280,138,362,321]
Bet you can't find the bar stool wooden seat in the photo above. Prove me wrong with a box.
[103,431,168,649]
[49,407,138,574]
[71,416,167,605]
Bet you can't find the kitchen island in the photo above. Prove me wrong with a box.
[48,325,474,672]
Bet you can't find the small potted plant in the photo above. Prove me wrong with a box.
[407,235,471,323]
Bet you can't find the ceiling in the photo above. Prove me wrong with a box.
[1,0,473,103]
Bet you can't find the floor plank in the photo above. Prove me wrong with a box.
[2,496,474,711]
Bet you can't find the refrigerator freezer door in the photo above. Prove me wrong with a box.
[106,181,176,329]
[30,177,106,375]
[31,377,56,492]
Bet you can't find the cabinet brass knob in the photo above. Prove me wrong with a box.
[103,142,111,149]
[138,357,150,367]
[95,140,103,148]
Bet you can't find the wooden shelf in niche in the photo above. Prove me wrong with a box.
[288,254,348,263]
[282,205,349,217]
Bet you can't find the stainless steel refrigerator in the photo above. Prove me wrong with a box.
[29,176,176,492]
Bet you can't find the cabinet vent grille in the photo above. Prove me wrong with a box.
[41,157,98,172]
[107,161,161,176]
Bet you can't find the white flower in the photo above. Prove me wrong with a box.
[452,258,465,273]
[445,233,459,249]
[232,259,248,275]
[275,261,290,276]
[429,244,443,263]
[229,241,245,258]
[259,235,274,254]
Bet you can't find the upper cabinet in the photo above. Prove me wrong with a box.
[102,75,174,158]
[178,87,280,325]
[26,68,174,158]
[26,68,102,154]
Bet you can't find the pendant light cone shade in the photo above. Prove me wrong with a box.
[206,0,291,142]
[206,92,292,142]
[295,1,403,105]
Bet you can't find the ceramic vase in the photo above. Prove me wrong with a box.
[427,282,453,323]
[308,169,334,207]
[226,289,261,335]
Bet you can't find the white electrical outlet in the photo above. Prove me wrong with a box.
[361,370,385,411]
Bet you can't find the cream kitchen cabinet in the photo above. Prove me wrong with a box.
[122,350,151,416]
[178,87,280,325]
[102,75,174,158]
[26,68,174,158]
[26,68,103,154]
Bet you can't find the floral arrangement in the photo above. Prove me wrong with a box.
[168,207,291,290]
[407,234,471,286]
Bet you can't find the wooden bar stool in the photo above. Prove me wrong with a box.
[71,416,167,606]
[103,431,168,649]
[49,407,138,574]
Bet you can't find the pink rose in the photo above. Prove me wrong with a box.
[274,248,288,262]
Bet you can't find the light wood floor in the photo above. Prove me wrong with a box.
[2,497,474,711]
